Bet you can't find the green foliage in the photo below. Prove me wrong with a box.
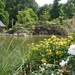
[39,10,50,24]
[0,9,9,26]
[1,0,75,27]
[38,4,52,20]
[51,18,60,24]
[40,10,50,21]
[50,0,61,20]
[17,7,38,26]
[65,3,75,18]
[3,11,9,26]
[0,0,9,27]
[4,0,39,21]
[3,0,75,26]
[0,0,5,8]
[67,0,75,6]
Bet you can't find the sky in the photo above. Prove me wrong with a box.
[35,0,68,6]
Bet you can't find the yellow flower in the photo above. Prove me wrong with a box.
[48,38,51,42]
[42,54,45,57]
[59,41,63,45]
[68,36,73,39]
[40,41,43,43]
[51,35,56,39]
[45,42,49,46]
[63,42,67,45]
[67,40,71,43]
[41,58,47,63]
[32,47,38,50]
[40,43,43,46]
[60,37,64,40]
[49,41,52,44]
[46,49,52,55]
[56,51,61,55]
[44,39,47,41]
[36,44,40,47]
[32,43,34,45]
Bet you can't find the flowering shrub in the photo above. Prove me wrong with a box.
[60,44,75,75]
[26,34,75,74]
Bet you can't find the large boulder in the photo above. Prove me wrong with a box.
[33,24,68,35]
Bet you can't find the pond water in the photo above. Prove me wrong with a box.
[0,35,51,50]
[0,35,66,50]
[0,35,50,45]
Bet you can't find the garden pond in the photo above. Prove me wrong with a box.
[0,35,66,47]
[0,35,54,48]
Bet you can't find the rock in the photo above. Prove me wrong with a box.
[33,24,68,35]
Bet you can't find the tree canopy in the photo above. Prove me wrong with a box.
[17,8,38,26]
[0,0,9,27]
[0,0,75,28]
[4,0,39,21]
[50,0,61,20]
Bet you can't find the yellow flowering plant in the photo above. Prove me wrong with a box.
[27,34,75,74]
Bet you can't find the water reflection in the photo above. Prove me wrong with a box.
[0,35,67,46]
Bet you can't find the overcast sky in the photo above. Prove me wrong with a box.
[35,0,68,6]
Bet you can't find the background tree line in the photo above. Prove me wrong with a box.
[0,0,75,28]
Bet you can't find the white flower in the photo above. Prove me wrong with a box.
[43,63,46,66]
[51,73,54,75]
[39,66,41,69]
[68,44,75,55]
[40,67,45,72]
[60,60,67,67]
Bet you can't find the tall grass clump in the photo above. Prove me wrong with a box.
[0,36,31,75]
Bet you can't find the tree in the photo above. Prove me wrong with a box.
[65,3,75,18]
[4,0,39,21]
[17,8,38,26]
[0,0,9,27]
[50,0,61,20]
[38,4,51,20]
[40,10,50,22]
[67,0,75,5]
[63,0,75,18]
[62,0,75,18]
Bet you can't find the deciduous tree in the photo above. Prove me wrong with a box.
[0,0,9,27]
[17,8,38,26]
[4,0,39,21]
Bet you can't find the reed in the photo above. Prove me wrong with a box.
[0,36,31,75]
